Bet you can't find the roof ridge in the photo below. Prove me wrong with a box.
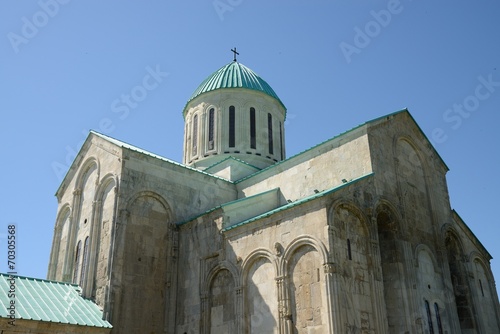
[89,131,235,184]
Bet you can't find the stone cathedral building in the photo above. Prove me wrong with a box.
[41,58,500,333]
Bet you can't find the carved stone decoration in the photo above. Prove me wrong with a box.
[274,242,283,257]
[323,262,337,274]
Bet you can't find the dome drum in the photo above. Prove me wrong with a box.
[182,61,287,170]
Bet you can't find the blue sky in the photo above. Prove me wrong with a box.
[1,1,499,295]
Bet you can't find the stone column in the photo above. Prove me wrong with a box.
[103,186,119,322]
[325,262,344,333]
[200,293,209,334]
[235,286,243,333]
[165,226,179,334]
[437,247,461,333]
[276,276,292,334]
[63,188,81,282]
[369,239,389,333]
[47,223,62,280]
[323,262,341,333]
[402,241,421,332]
[84,199,100,297]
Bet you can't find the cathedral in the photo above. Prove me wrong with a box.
[4,57,500,333]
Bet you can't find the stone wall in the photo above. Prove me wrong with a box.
[183,89,286,170]
[107,143,237,333]
[176,196,332,333]
[366,112,500,333]
[237,126,372,203]
[45,111,500,334]
[47,134,122,299]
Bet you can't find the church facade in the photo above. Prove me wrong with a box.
[47,60,500,333]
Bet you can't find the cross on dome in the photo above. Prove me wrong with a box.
[231,47,239,62]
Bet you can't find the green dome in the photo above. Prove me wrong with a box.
[185,61,286,110]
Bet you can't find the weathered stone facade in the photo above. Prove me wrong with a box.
[47,61,500,333]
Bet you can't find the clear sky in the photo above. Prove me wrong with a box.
[1,1,499,295]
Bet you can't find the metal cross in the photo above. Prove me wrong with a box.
[231,47,239,62]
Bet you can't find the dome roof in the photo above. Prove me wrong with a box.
[185,61,286,110]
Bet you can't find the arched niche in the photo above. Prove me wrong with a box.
[114,191,172,334]
[394,137,432,233]
[207,267,237,334]
[282,236,329,333]
[444,230,477,332]
[241,249,278,333]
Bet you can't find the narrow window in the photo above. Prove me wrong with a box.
[250,107,256,149]
[192,114,198,155]
[434,303,443,334]
[267,113,273,154]
[347,239,352,260]
[479,279,485,297]
[80,237,89,285]
[279,121,283,160]
[229,106,235,147]
[208,108,215,150]
[73,241,81,284]
[425,300,435,334]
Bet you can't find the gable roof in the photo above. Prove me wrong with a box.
[0,273,112,328]
[90,131,230,182]
[55,130,233,197]
[235,108,448,185]
[203,156,261,182]
[367,109,449,171]
[224,173,374,231]
[56,109,447,198]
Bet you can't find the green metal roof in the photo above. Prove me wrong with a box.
[185,61,286,112]
[204,156,261,173]
[0,273,112,328]
[224,173,374,231]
